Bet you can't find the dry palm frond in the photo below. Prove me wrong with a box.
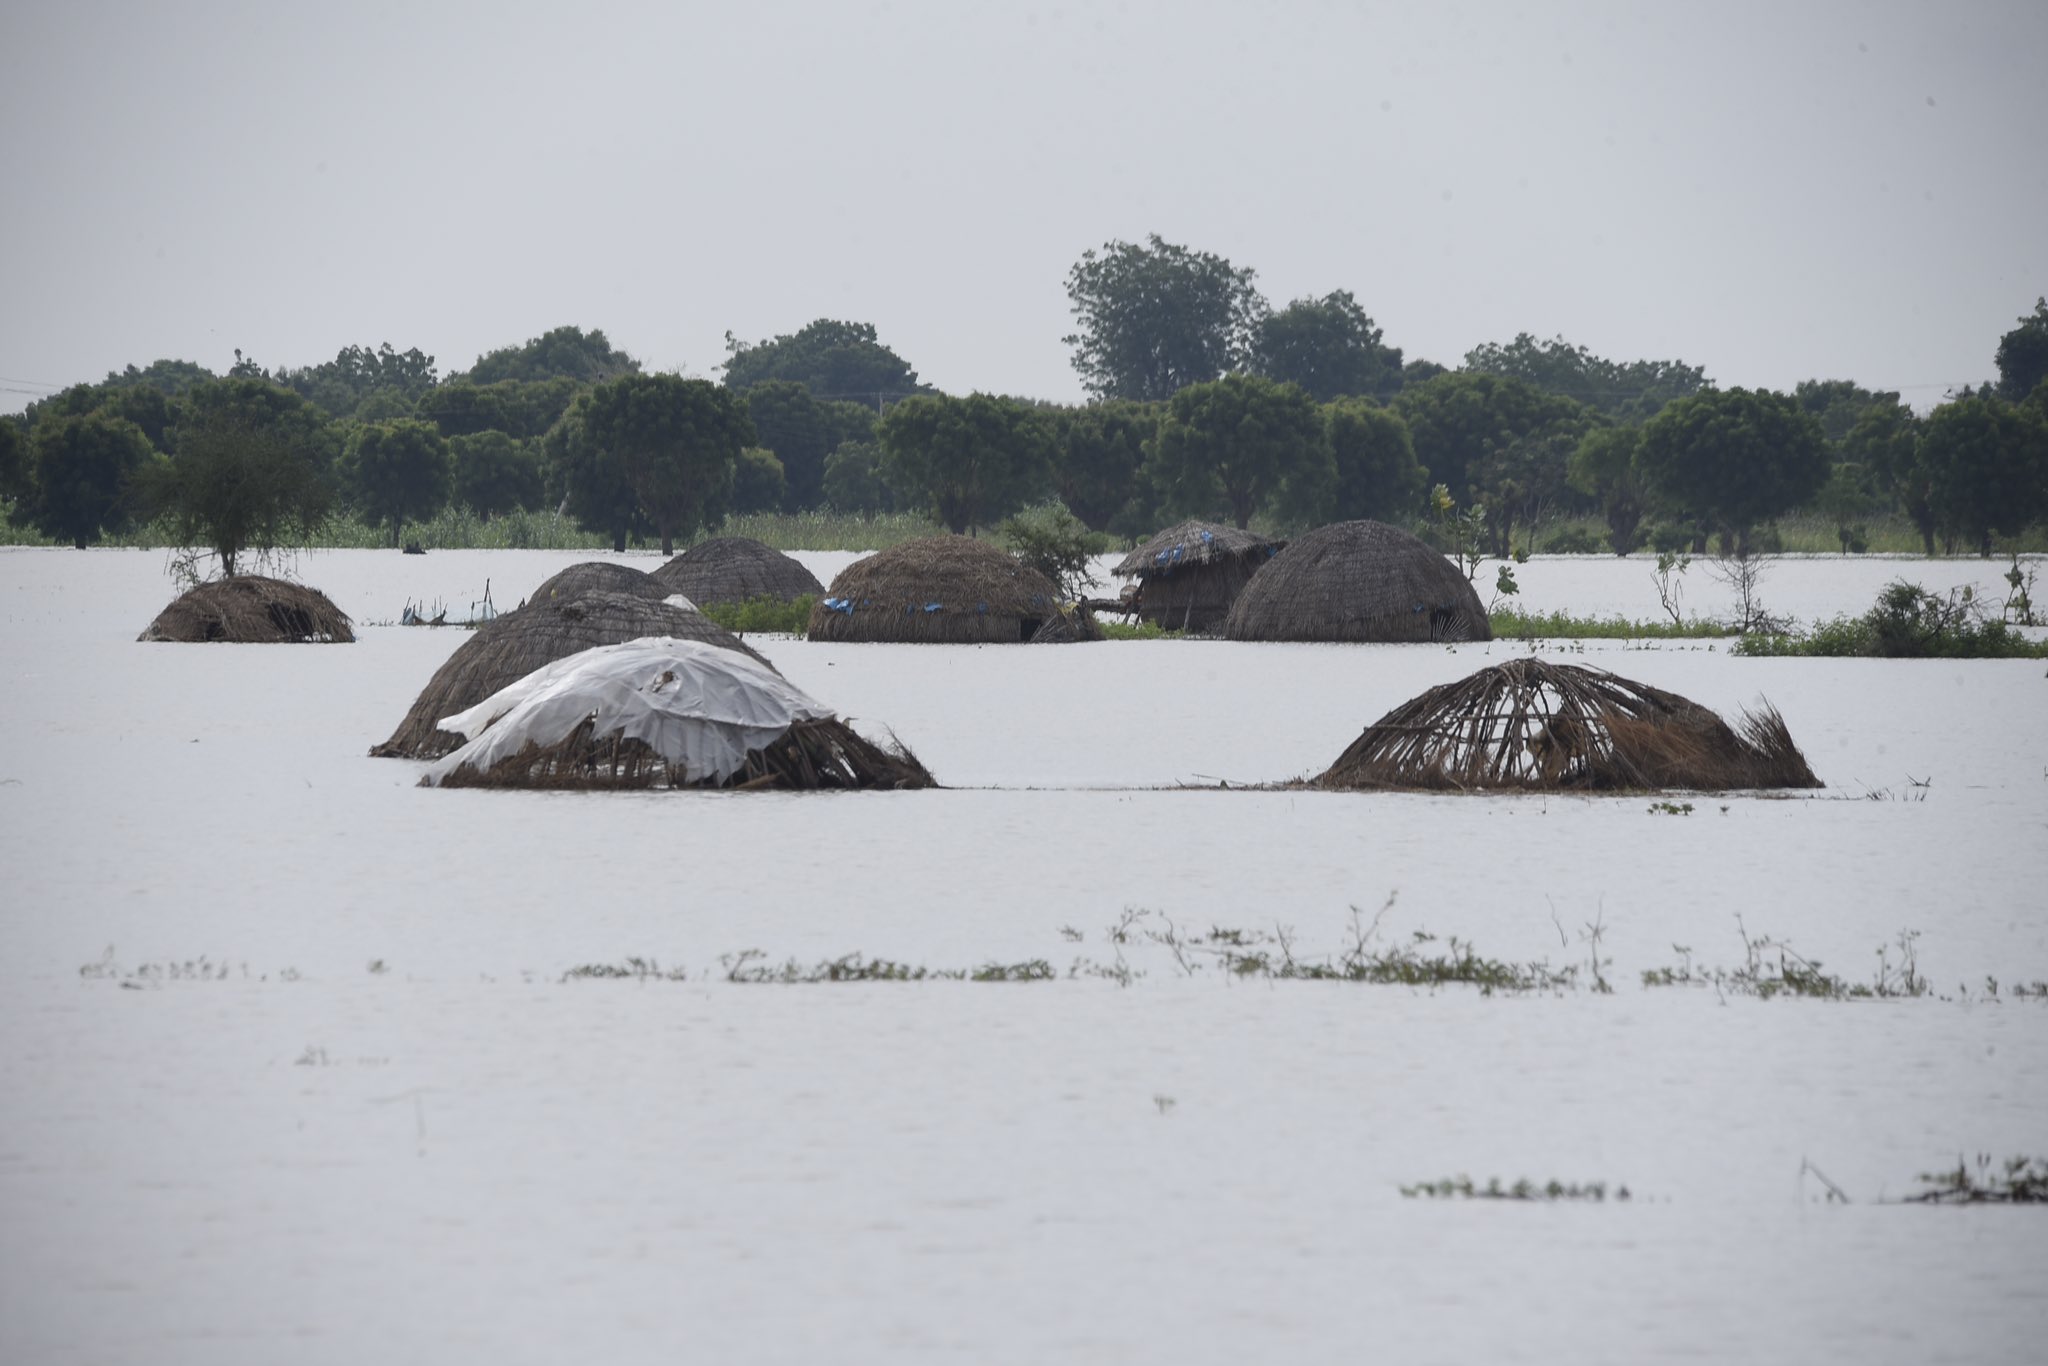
[1315,657,1821,792]
[139,576,354,643]
[1224,519,1490,643]
[651,537,823,605]
[807,535,1062,643]
[371,590,774,759]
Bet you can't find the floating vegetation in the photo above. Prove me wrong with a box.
[1904,1155,2048,1205]
[1640,921,1930,999]
[1401,1176,1630,1203]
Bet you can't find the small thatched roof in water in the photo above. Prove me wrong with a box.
[1113,520,1284,579]
[1224,519,1490,643]
[807,535,1062,644]
[651,537,824,605]
[139,576,354,643]
[371,590,773,759]
[422,638,933,792]
[1315,658,1821,793]
[522,561,670,608]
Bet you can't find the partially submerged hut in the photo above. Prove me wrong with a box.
[371,590,773,759]
[422,638,933,791]
[807,536,1062,644]
[523,561,670,607]
[1113,520,1284,632]
[139,576,354,643]
[651,537,824,606]
[1314,658,1821,793]
[1224,520,1490,643]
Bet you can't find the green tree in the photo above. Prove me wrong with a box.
[1637,388,1828,554]
[0,418,25,503]
[720,319,921,402]
[877,393,1055,535]
[278,342,438,419]
[1051,400,1159,533]
[578,374,753,555]
[1392,371,1587,509]
[1322,399,1426,524]
[1063,235,1267,402]
[821,439,894,516]
[544,393,644,552]
[1842,401,1934,554]
[450,431,543,519]
[462,326,640,385]
[38,380,180,451]
[20,411,153,547]
[1148,374,1326,530]
[1793,379,1899,446]
[417,377,581,440]
[343,419,454,546]
[183,378,341,473]
[1995,298,2048,403]
[1464,333,1707,421]
[1921,396,2048,556]
[1568,426,1650,555]
[101,358,216,397]
[731,447,787,515]
[741,381,832,510]
[1251,291,1403,402]
[131,411,332,575]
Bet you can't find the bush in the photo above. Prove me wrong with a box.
[695,593,813,635]
[1736,579,2048,658]
[1540,525,1604,555]
[998,500,1110,600]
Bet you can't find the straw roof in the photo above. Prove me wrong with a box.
[651,537,824,605]
[1224,519,1491,643]
[1113,520,1284,578]
[422,637,933,791]
[1315,658,1821,793]
[522,561,670,607]
[371,590,773,759]
[806,535,1062,644]
[139,576,354,643]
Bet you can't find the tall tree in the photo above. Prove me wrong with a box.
[277,342,438,419]
[1464,333,1706,421]
[101,358,216,397]
[1391,371,1587,509]
[1842,400,1934,554]
[877,393,1054,535]
[1920,395,2048,556]
[1322,399,1426,525]
[821,440,894,516]
[183,378,341,473]
[1995,298,2048,403]
[450,431,543,519]
[1147,375,1326,530]
[1062,235,1267,402]
[462,326,640,386]
[1793,379,1900,446]
[131,411,332,575]
[1567,426,1651,555]
[0,418,25,504]
[1251,291,1403,402]
[417,377,581,441]
[343,420,454,547]
[577,374,753,555]
[741,381,832,510]
[20,411,154,547]
[720,319,921,402]
[1637,388,1828,554]
[544,393,644,552]
[1051,401,1159,533]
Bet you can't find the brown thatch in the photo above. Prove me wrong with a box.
[139,576,354,643]
[651,537,824,606]
[521,561,669,607]
[806,535,1062,644]
[1112,520,1285,632]
[1314,658,1822,793]
[433,716,933,791]
[370,591,775,759]
[1224,520,1491,642]
[1028,604,1106,644]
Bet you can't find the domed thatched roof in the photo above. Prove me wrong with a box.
[422,637,933,792]
[139,576,354,643]
[651,537,824,605]
[1113,520,1284,579]
[371,590,774,759]
[807,535,1061,644]
[522,561,669,608]
[1224,520,1490,643]
[1315,658,1821,793]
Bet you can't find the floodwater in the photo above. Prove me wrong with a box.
[2,546,2045,1365]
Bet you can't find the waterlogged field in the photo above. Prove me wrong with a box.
[2,546,2045,1365]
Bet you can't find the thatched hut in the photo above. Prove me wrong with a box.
[371,590,773,759]
[139,576,354,643]
[1113,520,1284,632]
[422,638,933,791]
[1315,658,1821,793]
[807,536,1062,644]
[651,537,824,606]
[1224,520,1490,643]
[522,561,670,607]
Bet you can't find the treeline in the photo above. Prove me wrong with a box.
[3,243,2045,566]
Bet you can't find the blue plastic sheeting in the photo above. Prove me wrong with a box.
[822,597,854,614]
[1199,529,1214,543]
[976,602,988,614]
[923,603,943,613]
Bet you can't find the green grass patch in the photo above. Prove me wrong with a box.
[695,593,814,635]
[1490,607,1734,640]
[1734,579,2048,659]
[1098,619,1185,640]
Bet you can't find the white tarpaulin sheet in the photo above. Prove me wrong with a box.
[423,636,833,787]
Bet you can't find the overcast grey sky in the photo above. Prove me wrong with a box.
[3,0,2043,414]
